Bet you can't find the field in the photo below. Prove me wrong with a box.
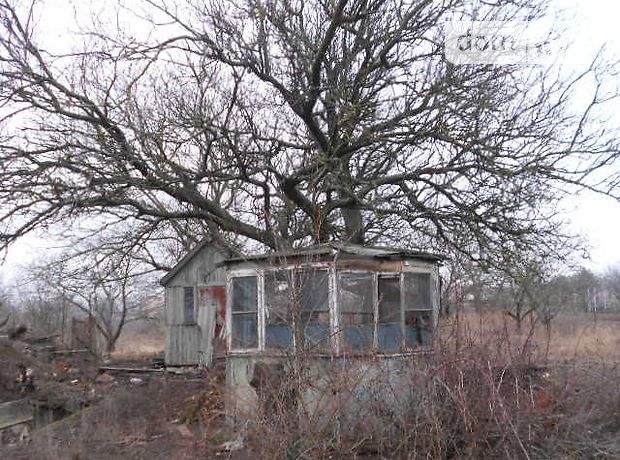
[2,312,619,459]
[457,311,620,358]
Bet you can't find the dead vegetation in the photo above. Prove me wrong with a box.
[110,324,165,361]
[1,313,619,459]
[234,313,620,459]
[8,377,215,460]
[0,337,98,407]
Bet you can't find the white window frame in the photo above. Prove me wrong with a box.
[227,265,334,354]
[226,264,437,354]
[226,269,261,353]
[339,269,436,353]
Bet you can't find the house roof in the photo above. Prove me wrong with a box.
[159,239,228,286]
[223,242,444,265]
[161,241,444,286]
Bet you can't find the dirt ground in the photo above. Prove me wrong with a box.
[6,375,223,459]
[0,333,244,460]
[1,361,245,459]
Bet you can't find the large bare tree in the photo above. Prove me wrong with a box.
[0,0,618,267]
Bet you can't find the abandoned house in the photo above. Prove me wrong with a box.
[160,239,230,366]
[162,241,443,421]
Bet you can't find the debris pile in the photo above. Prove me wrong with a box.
[0,333,101,446]
[178,384,224,429]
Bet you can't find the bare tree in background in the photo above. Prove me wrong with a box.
[0,0,618,270]
[604,267,620,309]
[502,265,544,333]
[27,252,159,354]
[0,279,10,329]
[18,284,69,339]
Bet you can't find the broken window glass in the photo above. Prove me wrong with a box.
[264,270,294,348]
[403,273,433,347]
[183,287,195,324]
[403,273,432,310]
[404,311,433,346]
[231,276,258,349]
[377,275,403,351]
[339,272,374,351]
[297,269,330,350]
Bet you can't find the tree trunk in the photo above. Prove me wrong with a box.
[341,206,365,244]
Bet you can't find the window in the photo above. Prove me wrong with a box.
[404,273,432,310]
[231,276,258,349]
[297,269,330,350]
[264,270,294,348]
[339,272,374,351]
[262,268,330,351]
[228,266,434,354]
[183,287,195,324]
[403,273,433,346]
[377,275,403,352]
[375,273,434,351]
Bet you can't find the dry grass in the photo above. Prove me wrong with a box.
[112,329,164,360]
[542,314,620,364]
[8,312,618,459]
[443,310,620,365]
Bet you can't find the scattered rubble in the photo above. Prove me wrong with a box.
[177,384,224,428]
[16,364,35,394]
[0,399,33,444]
[220,434,244,452]
[1,331,233,457]
[94,373,116,385]
[99,366,164,374]
[0,332,101,446]
[175,423,193,438]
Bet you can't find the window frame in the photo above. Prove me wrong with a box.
[337,270,377,352]
[183,286,196,324]
[376,272,404,352]
[263,268,295,349]
[227,270,261,352]
[402,272,435,348]
[227,265,334,354]
[226,264,436,355]
[262,266,334,352]
[339,269,436,353]
[294,267,333,352]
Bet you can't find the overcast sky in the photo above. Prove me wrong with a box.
[556,0,620,270]
[2,0,620,277]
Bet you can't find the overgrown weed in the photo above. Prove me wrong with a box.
[234,315,620,459]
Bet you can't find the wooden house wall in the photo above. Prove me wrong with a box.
[164,244,227,366]
[165,324,201,365]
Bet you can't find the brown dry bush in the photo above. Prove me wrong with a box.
[238,322,620,459]
[178,378,225,431]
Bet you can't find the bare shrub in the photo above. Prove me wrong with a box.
[236,322,619,459]
[178,377,225,433]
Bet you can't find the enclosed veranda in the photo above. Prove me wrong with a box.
[222,243,443,421]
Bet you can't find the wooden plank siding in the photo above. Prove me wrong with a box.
[165,325,201,365]
[163,243,228,366]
